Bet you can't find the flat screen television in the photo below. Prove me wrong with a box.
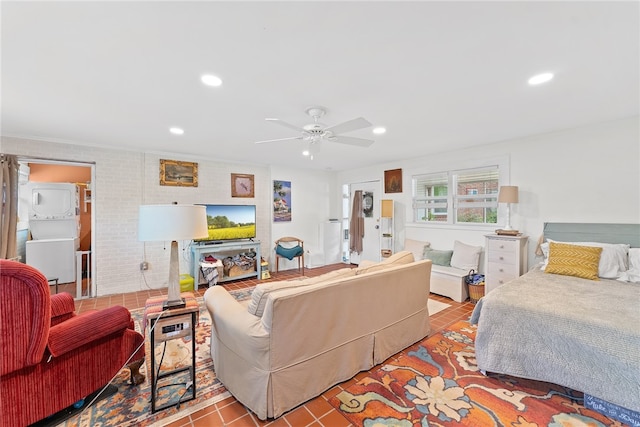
[196,204,256,243]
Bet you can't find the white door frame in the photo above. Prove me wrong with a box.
[348,180,382,265]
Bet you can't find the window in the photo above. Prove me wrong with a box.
[413,166,499,225]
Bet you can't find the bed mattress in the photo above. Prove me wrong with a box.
[471,266,640,413]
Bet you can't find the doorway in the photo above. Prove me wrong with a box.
[17,158,95,299]
[348,180,382,265]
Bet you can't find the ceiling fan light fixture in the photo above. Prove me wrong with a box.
[201,74,222,87]
[528,72,554,86]
[169,127,184,135]
[373,127,386,135]
[302,150,310,156]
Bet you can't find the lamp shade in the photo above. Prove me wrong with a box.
[498,186,519,204]
[138,204,208,241]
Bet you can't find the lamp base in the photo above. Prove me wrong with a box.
[163,298,186,310]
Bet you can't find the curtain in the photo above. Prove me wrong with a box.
[0,154,19,259]
[349,190,364,254]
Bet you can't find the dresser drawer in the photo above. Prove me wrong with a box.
[488,251,516,265]
[487,238,518,253]
[487,261,519,277]
[486,268,518,287]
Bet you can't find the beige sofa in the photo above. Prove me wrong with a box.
[203,252,432,420]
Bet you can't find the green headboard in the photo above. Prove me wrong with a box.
[543,223,640,248]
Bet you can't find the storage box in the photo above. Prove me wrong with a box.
[584,395,640,427]
[179,274,194,292]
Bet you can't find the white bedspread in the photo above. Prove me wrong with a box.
[471,267,640,412]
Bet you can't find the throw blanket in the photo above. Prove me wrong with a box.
[471,267,640,413]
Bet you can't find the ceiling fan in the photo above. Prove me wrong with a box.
[255,106,375,152]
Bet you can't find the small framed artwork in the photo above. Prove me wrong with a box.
[160,159,198,187]
[231,173,255,198]
[384,168,403,193]
[273,180,292,222]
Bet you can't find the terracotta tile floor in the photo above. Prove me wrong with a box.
[75,264,476,427]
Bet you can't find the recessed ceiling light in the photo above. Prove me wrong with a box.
[201,74,222,87]
[528,72,554,85]
[302,150,310,156]
[373,127,386,135]
[169,127,184,135]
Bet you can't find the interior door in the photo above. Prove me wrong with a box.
[349,181,381,264]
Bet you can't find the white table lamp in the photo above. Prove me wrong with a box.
[138,204,208,309]
[498,186,519,231]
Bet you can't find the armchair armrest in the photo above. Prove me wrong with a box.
[204,287,268,364]
[48,306,132,357]
[50,292,76,326]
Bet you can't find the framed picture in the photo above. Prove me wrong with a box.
[273,180,292,222]
[231,173,255,198]
[160,159,198,187]
[384,168,403,193]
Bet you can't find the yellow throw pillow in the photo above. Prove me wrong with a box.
[545,242,603,280]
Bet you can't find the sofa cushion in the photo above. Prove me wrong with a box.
[423,248,454,266]
[247,267,356,317]
[276,244,303,260]
[404,239,430,262]
[450,240,482,270]
[356,251,415,275]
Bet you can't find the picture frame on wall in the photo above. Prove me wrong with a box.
[384,168,403,193]
[273,180,292,222]
[231,173,255,198]
[160,159,198,187]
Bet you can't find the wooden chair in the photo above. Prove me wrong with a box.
[274,237,304,275]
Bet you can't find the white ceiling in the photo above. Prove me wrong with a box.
[2,1,638,171]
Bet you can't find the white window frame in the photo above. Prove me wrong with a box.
[410,156,510,229]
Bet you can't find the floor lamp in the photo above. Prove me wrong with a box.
[498,186,519,231]
[138,204,208,309]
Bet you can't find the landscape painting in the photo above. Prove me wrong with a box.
[273,180,292,222]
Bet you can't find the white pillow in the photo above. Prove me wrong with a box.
[540,240,630,279]
[404,239,430,262]
[618,248,640,284]
[628,248,640,270]
[450,240,482,271]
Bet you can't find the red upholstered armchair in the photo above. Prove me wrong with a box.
[0,260,146,426]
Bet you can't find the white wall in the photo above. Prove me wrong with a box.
[1,137,279,295]
[336,116,640,270]
[269,165,336,271]
[3,116,638,292]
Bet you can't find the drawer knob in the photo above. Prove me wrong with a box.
[499,268,504,272]
[499,256,504,260]
[499,245,504,249]
[499,280,504,284]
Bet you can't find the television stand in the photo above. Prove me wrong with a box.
[191,240,261,285]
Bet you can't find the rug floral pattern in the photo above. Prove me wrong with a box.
[59,287,255,427]
[330,320,625,427]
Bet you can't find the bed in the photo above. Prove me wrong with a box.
[470,223,640,414]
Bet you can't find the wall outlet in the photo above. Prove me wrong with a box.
[140,261,149,271]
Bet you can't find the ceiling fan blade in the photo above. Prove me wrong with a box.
[254,136,302,144]
[328,135,375,147]
[265,118,305,133]
[324,117,372,135]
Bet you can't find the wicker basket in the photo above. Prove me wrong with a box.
[468,283,485,303]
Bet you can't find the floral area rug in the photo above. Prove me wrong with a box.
[329,320,624,427]
[54,286,255,427]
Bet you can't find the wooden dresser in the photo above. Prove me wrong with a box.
[485,234,528,294]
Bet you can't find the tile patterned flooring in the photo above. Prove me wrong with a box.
[73,264,476,427]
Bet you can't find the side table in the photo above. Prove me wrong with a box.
[144,292,199,413]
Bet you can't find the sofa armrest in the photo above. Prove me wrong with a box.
[50,292,76,326]
[47,306,132,357]
[204,286,269,364]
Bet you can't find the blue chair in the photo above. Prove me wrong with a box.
[275,237,304,276]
